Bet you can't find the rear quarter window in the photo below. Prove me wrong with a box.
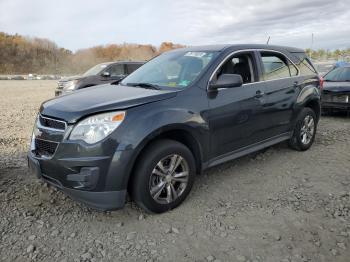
[292,52,317,76]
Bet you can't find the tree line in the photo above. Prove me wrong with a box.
[305,48,350,61]
[0,32,184,75]
[1,32,349,75]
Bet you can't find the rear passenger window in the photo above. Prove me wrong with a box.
[260,52,298,80]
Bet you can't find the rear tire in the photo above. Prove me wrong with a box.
[288,107,317,151]
[131,139,196,213]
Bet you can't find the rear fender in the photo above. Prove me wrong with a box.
[293,84,321,124]
[296,85,320,105]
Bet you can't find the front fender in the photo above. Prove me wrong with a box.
[119,106,208,148]
[110,103,210,189]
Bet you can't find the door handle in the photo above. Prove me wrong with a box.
[293,81,299,87]
[255,90,265,98]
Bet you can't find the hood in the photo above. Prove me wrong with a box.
[323,81,350,93]
[40,84,177,123]
[59,75,83,82]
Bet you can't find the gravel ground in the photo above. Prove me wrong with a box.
[0,80,350,262]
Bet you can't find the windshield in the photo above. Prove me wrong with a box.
[121,51,218,89]
[83,63,109,77]
[324,67,350,82]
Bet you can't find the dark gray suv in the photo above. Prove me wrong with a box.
[28,44,321,213]
[55,61,144,96]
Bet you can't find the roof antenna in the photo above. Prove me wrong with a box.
[266,36,271,45]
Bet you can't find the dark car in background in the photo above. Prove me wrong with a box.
[321,66,350,114]
[11,75,25,80]
[55,61,144,96]
[28,44,321,213]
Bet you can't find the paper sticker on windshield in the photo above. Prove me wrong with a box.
[179,80,190,86]
[167,82,177,87]
[184,52,206,58]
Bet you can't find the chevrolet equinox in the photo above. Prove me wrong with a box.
[28,44,322,213]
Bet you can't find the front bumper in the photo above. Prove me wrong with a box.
[28,114,135,211]
[55,89,62,96]
[28,153,127,210]
[321,101,350,111]
[55,89,74,96]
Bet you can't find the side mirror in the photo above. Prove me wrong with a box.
[102,71,110,77]
[209,74,243,90]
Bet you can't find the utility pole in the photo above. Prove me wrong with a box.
[309,33,314,59]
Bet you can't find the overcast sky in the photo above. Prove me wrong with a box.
[0,0,349,51]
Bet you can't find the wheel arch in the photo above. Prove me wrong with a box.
[296,85,321,122]
[304,98,321,122]
[126,125,204,192]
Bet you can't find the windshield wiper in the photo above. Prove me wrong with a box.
[111,77,124,85]
[125,82,161,90]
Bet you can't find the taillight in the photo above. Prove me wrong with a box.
[319,76,324,91]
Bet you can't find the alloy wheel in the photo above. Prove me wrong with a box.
[300,115,315,145]
[149,154,189,204]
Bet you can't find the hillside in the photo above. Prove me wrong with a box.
[0,32,184,75]
[1,32,349,75]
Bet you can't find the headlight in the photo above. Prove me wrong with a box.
[63,80,78,91]
[69,111,126,144]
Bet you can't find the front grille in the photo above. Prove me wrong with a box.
[57,82,65,89]
[34,139,58,157]
[39,115,66,131]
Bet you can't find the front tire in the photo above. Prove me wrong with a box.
[131,139,196,213]
[288,107,317,151]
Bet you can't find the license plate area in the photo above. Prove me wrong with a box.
[333,95,349,103]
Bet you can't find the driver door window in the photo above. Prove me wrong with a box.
[216,53,256,84]
[106,64,125,77]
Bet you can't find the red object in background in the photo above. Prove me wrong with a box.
[319,76,324,91]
